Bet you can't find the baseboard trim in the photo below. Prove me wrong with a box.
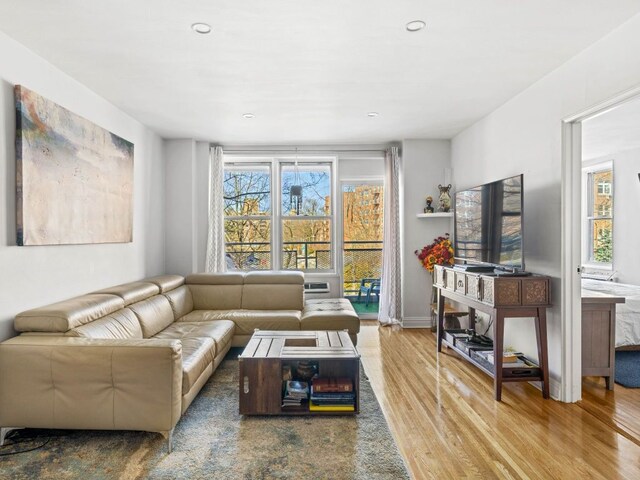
[402,316,432,329]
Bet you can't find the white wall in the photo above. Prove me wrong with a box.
[164,139,209,275]
[401,139,452,327]
[164,139,196,275]
[0,31,165,341]
[612,149,640,285]
[451,12,640,398]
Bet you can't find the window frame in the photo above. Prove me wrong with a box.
[276,158,336,272]
[223,155,336,273]
[222,159,274,270]
[581,161,614,270]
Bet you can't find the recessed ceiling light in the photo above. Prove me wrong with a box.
[406,20,426,32]
[243,113,255,119]
[367,112,379,117]
[191,23,211,34]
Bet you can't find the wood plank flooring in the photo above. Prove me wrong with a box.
[580,376,640,447]
[357,321,640,480]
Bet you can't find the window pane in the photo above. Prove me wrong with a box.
[224,165,271,216]
[281,163,331,216]
[591,170,612,219]
[224,219,271,269]
[591,218,612,263]
[282,219,331,270]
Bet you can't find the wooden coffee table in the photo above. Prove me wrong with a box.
[238,330,360,415]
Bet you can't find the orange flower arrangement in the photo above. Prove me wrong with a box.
[415,233,455,272]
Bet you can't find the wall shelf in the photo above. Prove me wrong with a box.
[416,212,453,218]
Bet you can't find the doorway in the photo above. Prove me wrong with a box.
[563,88,640,442]
[341,181,384,318]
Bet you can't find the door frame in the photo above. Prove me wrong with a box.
[339,176,385,319]
[561,85,640,402]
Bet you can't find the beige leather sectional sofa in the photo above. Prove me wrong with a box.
[0,271,359,451]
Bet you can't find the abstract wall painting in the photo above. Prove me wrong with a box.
[15,85,134,246]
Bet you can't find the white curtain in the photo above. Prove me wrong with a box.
[378,146,402,325]
[205,146,226,273]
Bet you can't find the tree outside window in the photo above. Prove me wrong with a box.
[280,163,332,270]
[222,160,334,272]
[223,164,272,270]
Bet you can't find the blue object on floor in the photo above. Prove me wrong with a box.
[357,278,381,306]
[614,351,640,388]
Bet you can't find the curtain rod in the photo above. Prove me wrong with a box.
[219,148,387,154]
[214,144,396,155]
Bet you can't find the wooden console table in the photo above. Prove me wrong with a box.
[434,265,551,401]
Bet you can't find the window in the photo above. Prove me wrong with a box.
[223,163,272,270]
[280,162,333,270]
[597,182,612,196]
[223,158,334,272]
[584,164,613,266]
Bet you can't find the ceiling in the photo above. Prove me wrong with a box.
[1,0,640,144]
[583,95,640,160]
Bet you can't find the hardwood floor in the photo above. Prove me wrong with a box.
[580,376,640,447]
[357,321,640,480]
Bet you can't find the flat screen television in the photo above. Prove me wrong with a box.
[453,174,524,271]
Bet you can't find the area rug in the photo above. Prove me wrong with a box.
[1,349,409,479]
[615,351,640,388]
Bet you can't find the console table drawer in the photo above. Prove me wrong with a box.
[466,274,480,300]
[454,272,467,295]
[482,277,520,306]
[445,270,455,290]
[435,267,446,287]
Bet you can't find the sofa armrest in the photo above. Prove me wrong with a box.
[0,336,183,433]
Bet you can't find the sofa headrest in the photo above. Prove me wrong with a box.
[145,275,185,293]
[93,281,160,306]
[244,271,304,285]
[15,294,125,333]
[185,273,244,285]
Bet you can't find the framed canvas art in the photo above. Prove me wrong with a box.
[15,85,134,245]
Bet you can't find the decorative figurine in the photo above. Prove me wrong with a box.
[438,184,452,212]
[424,196,435,213]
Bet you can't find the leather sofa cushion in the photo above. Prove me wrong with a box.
[241,284,304,311]
[153,320,235,354]
[93,282,160,306]
[15,294,125,333]
[163,286,194,319]
[228,310,301,336]
[178,337,214,395]
[301,299,360,334]
[244,271,304,284]
[179,309,300,336]
[145,275,185,293]
[180,310,235,323]
[186,273,244,285]
[129,296,174,338]
[188,284,243,310]
[66,308,143,339]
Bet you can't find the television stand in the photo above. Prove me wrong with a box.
[434,265,551,401]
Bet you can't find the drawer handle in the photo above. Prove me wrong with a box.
[457,280,464,288]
